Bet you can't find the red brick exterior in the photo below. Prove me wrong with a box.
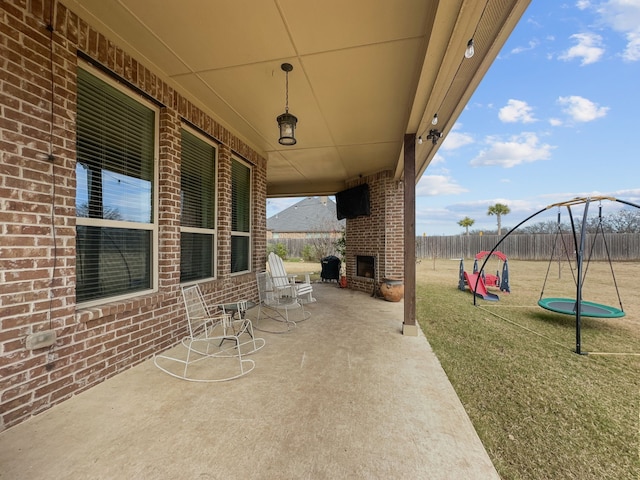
[0,0,267,431]
[345,171,405,293]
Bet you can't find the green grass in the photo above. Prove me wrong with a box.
[417,260,639,480]
[281,260,324,282]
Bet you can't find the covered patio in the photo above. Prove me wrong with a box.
[0,283,498,479]
[2,0,530,460]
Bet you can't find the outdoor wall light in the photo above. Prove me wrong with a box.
[417,129,443,145]
[427,129,443,145]
[277,63,298,146]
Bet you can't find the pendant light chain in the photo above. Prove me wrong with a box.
[285,69,289,113]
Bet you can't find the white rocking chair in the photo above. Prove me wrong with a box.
[254,271,309,332]
[267,252,316,304]
[153,285,265,382]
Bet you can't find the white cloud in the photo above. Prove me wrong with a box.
[415,204,471,236]
[597,0,640,33]
[559,32,605,65]
[499,99,537,123]
[441,130,474,150]
[613,187,640,197]
[417,190,640,236]
[594,0,640,61]
[429,152,446,166]
[557,95,609,121]
[469,132,554,168]
[576,0,591,10]
[612,188,640,205]
[267,198,298,217]
[549,118,563,126]
[510,40,539,55]
[416,175,468,196]
[622,30,640,61]
[445,198,540,227]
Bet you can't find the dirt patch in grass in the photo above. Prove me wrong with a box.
[417,258,639,480]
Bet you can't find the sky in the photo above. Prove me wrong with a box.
[267,0,640,236]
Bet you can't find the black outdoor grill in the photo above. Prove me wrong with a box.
[320,255,341,282]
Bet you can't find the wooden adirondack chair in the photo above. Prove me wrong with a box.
[267,252,316,304]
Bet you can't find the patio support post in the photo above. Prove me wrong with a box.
[403,134,418,336]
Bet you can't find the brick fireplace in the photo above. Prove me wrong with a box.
[345,171,404,293]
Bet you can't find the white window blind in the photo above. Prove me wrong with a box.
[75,67,156,303]
[180,129,216,282]
[231,158,251,273]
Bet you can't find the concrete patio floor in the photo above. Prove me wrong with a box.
[0,283,499,479]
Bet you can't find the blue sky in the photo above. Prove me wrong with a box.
[267,0,640,235]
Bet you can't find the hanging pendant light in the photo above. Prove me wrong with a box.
[277,63,298,145]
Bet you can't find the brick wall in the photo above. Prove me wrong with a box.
[344,171,404,293]
[0,0,266,431]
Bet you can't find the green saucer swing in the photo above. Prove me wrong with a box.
[538,297,625,319]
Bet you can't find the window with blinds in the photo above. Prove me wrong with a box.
[180,129,217,282]
[231,158,251,273]
[75,66,157,304]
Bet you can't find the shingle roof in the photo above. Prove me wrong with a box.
[267,197,345,233]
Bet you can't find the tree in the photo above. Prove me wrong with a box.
[457,216,475,235]
[520,220,558,234]
[333,227,346,261]
[76,203,123,221]
[306,220,343,261]
[517,207,640,234]
[608,208,640,233]
[487,203,510,235]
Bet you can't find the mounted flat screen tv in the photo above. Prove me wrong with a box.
[335,183,371,220]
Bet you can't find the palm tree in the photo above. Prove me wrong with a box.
[457,216,475,235]
[487,203,511,235]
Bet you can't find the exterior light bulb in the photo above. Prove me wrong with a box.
[465,39,475,59]
[431,114,438,126]
[417,136,423,145]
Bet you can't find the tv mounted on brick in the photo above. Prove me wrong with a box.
[335,184,371,220]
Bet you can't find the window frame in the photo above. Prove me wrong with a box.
[179,126,218,284]
[230,156,252,275]
[75,61,159,307]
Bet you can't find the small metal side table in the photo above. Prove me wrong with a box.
[219,300,257,337]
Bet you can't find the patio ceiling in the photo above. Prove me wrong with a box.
[65,0,530,197]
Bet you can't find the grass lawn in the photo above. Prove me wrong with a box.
[274,259,324,282]
[417,258,639,480]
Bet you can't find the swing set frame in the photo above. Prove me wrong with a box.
[475,196,640,354]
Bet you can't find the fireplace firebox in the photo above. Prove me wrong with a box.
[356,255,375,279]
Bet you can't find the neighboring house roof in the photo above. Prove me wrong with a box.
[267,197,345,233]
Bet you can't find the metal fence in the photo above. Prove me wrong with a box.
[269,233,640,262]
